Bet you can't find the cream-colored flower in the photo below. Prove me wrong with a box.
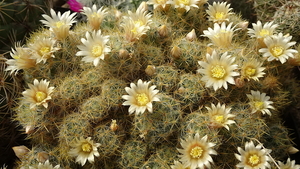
[122,79,160,115]
[5,43,36,75]
[170,160,187,169]
[69,137,100,166]
[177,133,217,169]
[40,9,77,40]
[170,0,200,12]
[197,50,239,91]
[246,90,275,116]
[202,22,238,48]
[235,141,271,169]
[206,1,233,23]
[22,79,54,109]
[81,4,108,30]
[241,59,265,81]
[248,21,278,39]
[147,0,171,9]
[29,37,60,63]
[76,30,111,66]
[206,103,235,130]
[278,158,300,169]
[259,33,298,64]
[121,7,152,42]
[34,160,60,169]
[247,21,278,47]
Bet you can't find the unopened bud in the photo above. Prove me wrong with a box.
[12,146,30,159]
[37,151,49,163]
[206,46,213,56]
[288,146,299,154]
[145,65,156,76]
[186,29,197,41]
[114,10,122,20]
[25,125,34,134]
[110,119,118,132]
[235,77,245,88]
[238,21,249,30]
[158,25,168,37]
[119,49,129,59]
[171,46,181,59]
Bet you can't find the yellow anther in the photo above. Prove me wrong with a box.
[92,45,103,57]
[259,29,270,37]
[81,143,92,153]
[190,146,203,159]
[214,115,224,123]
[136,93,149,106]
[248,154,260,166]
[271,46,284,57]
[245,67,256,77]
[35,91,47,102]
[254,101,264,110]
[55,21,65,28]
[211,65,226,79]
[40,47,50,55]
[178,0,190,5]
[215,12,225,20]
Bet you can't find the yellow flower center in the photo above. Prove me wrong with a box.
[92,45,103,57]
[91,12,100,18]
[259,29,270,37]
[245,67,256,77]
[136,93,149,106]
[35,91,47,102]
[55,21,65,28]
[215,12,225,20]
[254,101,264,110]
[190,146,203,159]
[13,55,20,60]
[40,46,50,55]
[211,65,226,79]
[248,154,260,166]
[81,143,92,153]
[270,46,284,57]
[214,115,224,123]
[178,0,190,5]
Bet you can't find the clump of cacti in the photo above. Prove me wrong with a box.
[3,0,300,168]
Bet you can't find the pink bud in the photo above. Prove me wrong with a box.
[67,0,83,12]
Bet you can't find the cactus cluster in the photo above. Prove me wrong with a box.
[2,0,300,168]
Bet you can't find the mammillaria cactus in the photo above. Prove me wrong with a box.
[3,0,300,168]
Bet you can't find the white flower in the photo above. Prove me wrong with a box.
[29,37,60,63]
[22,79,54,109]
[202,22,238,48]
[147,0,171,9]
[5,43,36,75]
[170,0,200,12]
[76,30,111,66]
[122,79,160,115]
[121,7,152,42]
[177,133,217,169]
[241,59,265,81]
[248,21,278,39]
[40,9,77,40]
[82,4,108,30]
[206,1,233,23]
[197,50,239,91]
[35,160,60,169]
[247,21,278,48]
[206,103,235,130]
[278,158,300,169]
[259,33,298,64]
[235,141,272,169]
[246,90,275,116]
[69,137,100,166]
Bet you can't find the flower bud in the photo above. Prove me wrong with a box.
[186,29,197,41]
[110,119,118,132]
[25,125,35,134]
[206,46,213,56]
[37,151,49,163]
[238,21,249,30]
[137,1,148,13]
[119,49,129,59]
[145,65,156,76]
[171,46,181,59]
[158,25,168,37]
[288,146,299,154]
[114,10,122,20]
[12,146,30,159]
[235,77,245,88]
